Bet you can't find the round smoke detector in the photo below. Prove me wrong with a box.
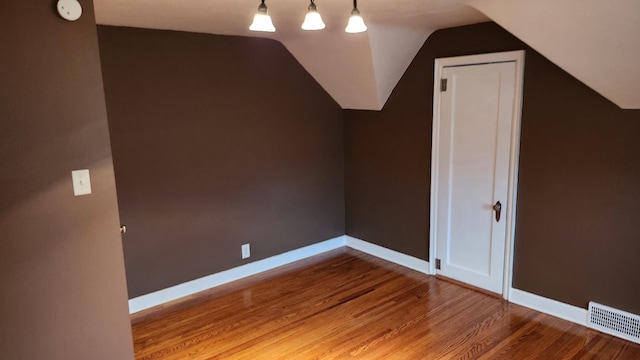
[57,0,83,22]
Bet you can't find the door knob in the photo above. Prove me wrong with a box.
[492,201,502,222]
[120,225,127,234]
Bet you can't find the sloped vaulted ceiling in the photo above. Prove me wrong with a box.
[94,0,487,110]
[470,0,640,110]
[94,0,640,110]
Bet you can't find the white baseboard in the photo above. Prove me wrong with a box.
[131,235,588,331]
[129,236,346,314]
[509,287,587,326]
[345,236,430,274]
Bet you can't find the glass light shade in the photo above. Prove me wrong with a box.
[301,11,325,30]
[249,3,275,32]
[345,11,367,33]
[250,13,275,32]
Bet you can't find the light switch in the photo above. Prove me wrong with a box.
[71,169,92,196]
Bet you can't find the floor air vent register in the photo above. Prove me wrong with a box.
[588,302,640,344]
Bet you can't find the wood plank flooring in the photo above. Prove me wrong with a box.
[131,248,640,359]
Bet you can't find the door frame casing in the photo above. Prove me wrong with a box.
[429,50,526,300]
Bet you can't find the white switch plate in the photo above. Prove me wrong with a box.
[241,243,251,259]
[71,169,92,196]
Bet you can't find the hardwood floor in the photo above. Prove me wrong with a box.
[131,249,640,359]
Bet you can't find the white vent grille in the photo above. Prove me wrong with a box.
[587,302,640,344]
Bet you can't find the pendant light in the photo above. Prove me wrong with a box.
[249,0,275,32]
[301,0,325,30]
[345,0,367,33]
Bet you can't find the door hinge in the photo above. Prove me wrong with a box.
[435,258,441,270]
[440,78,448,92]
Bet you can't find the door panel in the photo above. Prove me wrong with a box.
[435,61,516,294]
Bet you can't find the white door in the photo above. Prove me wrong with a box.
[431,53,522,295]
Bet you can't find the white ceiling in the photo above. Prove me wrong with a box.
[470,0,640,110]
[94,0,640,110]
[94,0,487,110]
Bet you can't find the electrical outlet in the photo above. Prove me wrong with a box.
[241,243,250,259]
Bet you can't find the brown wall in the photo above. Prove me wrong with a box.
[345,22,640,314]
[97,26,345,298]
[0,2,134,359]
